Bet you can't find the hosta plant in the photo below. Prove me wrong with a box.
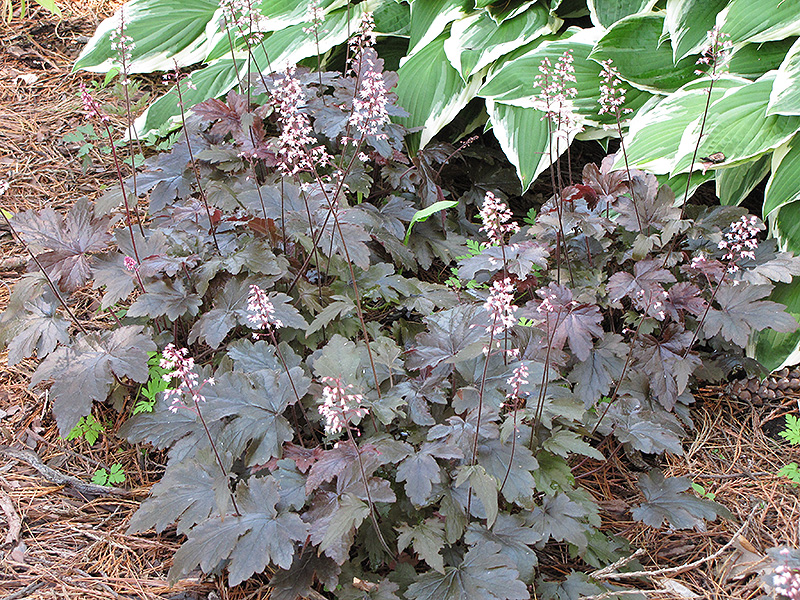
[2,13,797,599]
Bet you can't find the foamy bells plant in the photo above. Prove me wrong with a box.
[6,20,800,599]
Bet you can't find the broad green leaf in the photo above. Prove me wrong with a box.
[672,72,800,174]
[720,0,800,46]
[716,154,770,206]
[406,0,466,61]
[485,99,552,193]
[766,135,800,218]
[616,76,746,173]
[373,0,412,36]
[134,3,368,137]
[728,38,797,80]
[74,0,222,73]
[395,34,483,151]
[487,0,540,24]
[587,0,657,30]
[769,37,800,116]
[665,0,727,61]
[35,0,61,15]
[755,279,800,371]
[443,5,554,80]
[657,169,715,205]
[590,13,699,93]
[405,200,459,243]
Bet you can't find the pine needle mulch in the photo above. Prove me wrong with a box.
[1,4,799,600]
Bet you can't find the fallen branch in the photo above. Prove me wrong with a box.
[592,503,760,582]
[0,445,131,498]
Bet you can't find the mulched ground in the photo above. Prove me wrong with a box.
[0,4,799,599]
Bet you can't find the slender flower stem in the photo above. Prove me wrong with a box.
[171,63,221,253]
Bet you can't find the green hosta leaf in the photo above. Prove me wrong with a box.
[406,0,466,60]
[765,135,800,219]
[728,38,797,80]
[617,76,746,174]
[443,5,553,80]
[74,0,222,73]
[672,72,800,175]
[485,99,553,194]
[754,279,800,372]
[716,154,771,206]
[397,518,447,573]
[405,200,459,243]
[590,13,699,93]
[169,476,309,585]
[404,541,529,600]
[31,326,155,436]
[665,0,728,61]
[395,34,483,151]
[720,0,800,46]
[767,38,800,116]
[135,3,369,138]
[632,470,728,531]
[587,0,657,29]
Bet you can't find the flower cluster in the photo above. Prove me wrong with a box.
[484,278,519,337]
[598,59,632,116]
[695,26,733,78]
[349,11,377,56]
[79,83,109,122]
[123,255,138,272]
[302,0,324,36]
[247,284,283,332]
[349,46,390,141]
[160,344,215,413]
[318,376,368,435]
[272,65,330,175]
[718,215,762,272]
[479,191,520,245]
[219,0,266,42]
[768,548,800,600]
[110,7,135,85]
[534,51,582,139]
[506,363,529,400]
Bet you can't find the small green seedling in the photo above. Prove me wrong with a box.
[132,352,171,415]
[92,463,126,487]
[691,482,716,501]
[66,415,105,446]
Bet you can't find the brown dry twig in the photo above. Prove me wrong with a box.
[592,503,760,582]
[0,488,21,544]
[0,444,131,498]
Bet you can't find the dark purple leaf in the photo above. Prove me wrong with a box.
[703,283,797,347]
[632,470,727,531]
[634,324,700,410]
[12,198,111,292]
